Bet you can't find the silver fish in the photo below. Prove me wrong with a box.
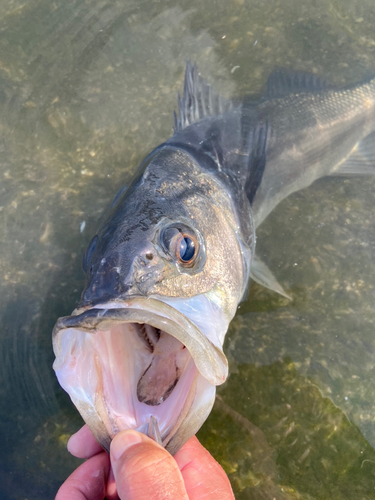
[52,63,375,455]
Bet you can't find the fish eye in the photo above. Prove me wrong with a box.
[179,236,195,262]
[161,225,199,268]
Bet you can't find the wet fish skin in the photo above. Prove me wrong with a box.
[53,63,375,455]
[53,101,254,452]
[252,78,375,226]
[81,144,252,317]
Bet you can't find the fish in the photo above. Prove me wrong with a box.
[52,62,375,455]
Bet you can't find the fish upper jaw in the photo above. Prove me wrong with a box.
[78,244,166,307]
[158,293,232,348]
[52,296,228,455]
[79,252,129,307]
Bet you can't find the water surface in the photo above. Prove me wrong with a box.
[2,0,375,498]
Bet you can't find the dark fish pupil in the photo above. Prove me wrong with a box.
[179,237,195,262]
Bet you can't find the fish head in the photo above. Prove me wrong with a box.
[52,147,254,454]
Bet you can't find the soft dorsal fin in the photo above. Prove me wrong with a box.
[266,69,329,98]
[174,61,233,132]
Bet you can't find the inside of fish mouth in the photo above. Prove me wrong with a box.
[135,323,189,406]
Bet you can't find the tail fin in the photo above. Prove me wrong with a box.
[332,131,375,176]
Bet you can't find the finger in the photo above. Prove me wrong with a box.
[68,425,104,459]
[55,451,110,500]
[175,436,234,500]
[105,465,119,500]
[110,430,189,500]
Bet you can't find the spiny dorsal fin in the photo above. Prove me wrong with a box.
[266,69,330,98]
[174,61,233,132]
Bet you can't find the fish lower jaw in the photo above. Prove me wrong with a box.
[54,323,196,449]
[52,298,225,454]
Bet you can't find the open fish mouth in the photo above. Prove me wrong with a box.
[52,297,228,454]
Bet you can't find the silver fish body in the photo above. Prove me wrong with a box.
[53,141,254,454]
[52,64,375,455]
[252,77,375,226]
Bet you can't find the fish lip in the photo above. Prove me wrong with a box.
[53,296,228,386]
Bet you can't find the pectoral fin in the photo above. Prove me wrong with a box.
[251,255,292,300]
[245,122,269,205]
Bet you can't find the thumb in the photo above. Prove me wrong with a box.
[110,430,189,500]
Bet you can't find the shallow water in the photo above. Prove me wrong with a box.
[2,0,375,498]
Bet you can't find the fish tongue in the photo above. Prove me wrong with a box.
[137,332,189,406]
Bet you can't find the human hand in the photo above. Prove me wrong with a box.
[55,425,234,500]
